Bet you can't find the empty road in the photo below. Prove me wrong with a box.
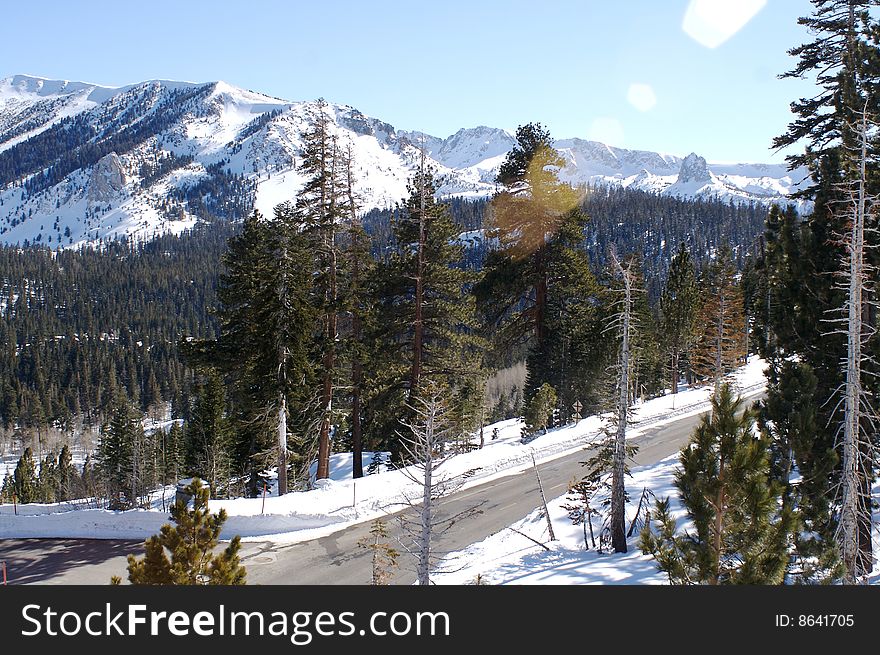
[0,390,762,585]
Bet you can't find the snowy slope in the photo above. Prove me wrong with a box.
[0,74,808,248]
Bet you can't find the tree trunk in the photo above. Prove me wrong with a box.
[611,252,632,554]
[316,303,334,481]
[711,453,725,585]
[535,255,548,344]
[715,294,724,395]
[840,110,869,584]
[671,346,679,395]
[532,452,556,541]
[316,139,339,482]
[417,412,433,586]
[346,144,364,480]
[351,345,364,479]
[409,151,427,401]
[277,394,287,496]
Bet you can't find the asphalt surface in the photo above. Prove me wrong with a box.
[0,392,762,585]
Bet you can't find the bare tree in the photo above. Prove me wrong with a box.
[607,249,640,553]
[825,106,878,584]
[409,146,429,400]
[397,387,483,585]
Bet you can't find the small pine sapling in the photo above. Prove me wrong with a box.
[113,478,246,585]
[357,519,399,585]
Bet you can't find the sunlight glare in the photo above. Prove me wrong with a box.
[627,83,657,112]
[682,0,767,49]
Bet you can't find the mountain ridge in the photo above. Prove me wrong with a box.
[0,74,807,248]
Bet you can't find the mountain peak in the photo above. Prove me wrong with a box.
[433,126,516,169]
[677,152,711,185]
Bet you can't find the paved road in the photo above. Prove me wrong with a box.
[0,391,762,585]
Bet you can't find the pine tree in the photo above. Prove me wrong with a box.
[162,421,186,485]
[476,122,603,418]
[184,371,232,497]
[562,478,600,549]
[295,99,346,482]
[750,203,841,581]
[119,478,246,585]
[522,382,557,439]
[773,0,879,186]
[660,243,699,393]
[37,452,57,503]
[54,444,77,502]
[757,360,842,580]
[11,447,38,504]
[339,143,371,478]
[367,165,484,460]
[0,472,13,503]
[97,396,142,509]
[357,519,399,585]
[608,249,639,553]
[765,0,880,581]
[691,248,746,392]
[184,208,317,495]
[640,384,795,584]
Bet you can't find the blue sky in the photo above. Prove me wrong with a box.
[2,0,817,163]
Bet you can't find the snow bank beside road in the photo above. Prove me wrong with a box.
[0,359,767,543]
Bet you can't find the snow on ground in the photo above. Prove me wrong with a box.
[0,359,767,543]
[434,458,880,586]
[433,377,880,586]
[432,454,682,585]
[307,451,391,484]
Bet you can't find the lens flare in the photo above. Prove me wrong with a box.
[682,0,766,49]
[627,83,657,112]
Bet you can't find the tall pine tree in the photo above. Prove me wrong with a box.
[476,123,604,419]
[366,164,484,459]
[660,243,699,394]
[691,248,746,393]
[184,371,232,497]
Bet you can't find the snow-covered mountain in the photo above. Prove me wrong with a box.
[0,74,808,247]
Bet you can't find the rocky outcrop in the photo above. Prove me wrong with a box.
[676,152,711,185]
[87,152,127,205]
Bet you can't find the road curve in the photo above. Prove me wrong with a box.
[0,391,762,585]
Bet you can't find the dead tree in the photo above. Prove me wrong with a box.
[397,387,484,585]
[531,450,556,541]
[607,249,638,553]
[408,146,429,401]
[826,107,878,584]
